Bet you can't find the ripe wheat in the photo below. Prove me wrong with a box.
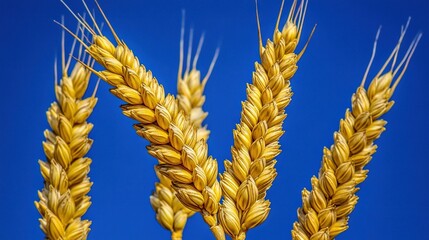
[291,23,421,240]
[149,22,219,240]
[48,0,422,239]
[218,1,312,239]
[35,26,97,240]
[60,1,225,238]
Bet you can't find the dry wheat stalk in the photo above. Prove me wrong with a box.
[60,1,225,239]
[35,26,97,240]
[291,23,421,240]
[149,22,218,240]
[218,1,312,239]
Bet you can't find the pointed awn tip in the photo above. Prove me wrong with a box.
[255,0,264,56]
[360,19,421,97]
[361,26,382,87]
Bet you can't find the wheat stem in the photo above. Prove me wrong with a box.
[291,25,421,240]
[218,0,310,239]
[35,25,96,239]
[171,230,183,240]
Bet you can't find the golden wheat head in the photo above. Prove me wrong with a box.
[35,24,98,240]
[291,21,421,240]
[218,0,314,239]
[59,1,225,239]
[149,18,218,239]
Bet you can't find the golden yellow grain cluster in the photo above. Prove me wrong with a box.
[149,24,218,239]
[61,1,225,238]
[52,1,421,239]
[35,28,97,239]
[59,1,311,239]
[150,172,195,240]
[218,1,311,239]
[291,25,421,240]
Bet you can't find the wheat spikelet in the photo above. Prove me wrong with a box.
[150,23,218,239]
[150,171,195,240]
[177,29,216,141]
[60,1,225,239]
[35,26,97,239]
[218,1,312,239]
[291,23,421,240]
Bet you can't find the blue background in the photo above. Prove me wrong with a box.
[1,0,428,239]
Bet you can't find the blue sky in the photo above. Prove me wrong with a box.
[1,0,428,239]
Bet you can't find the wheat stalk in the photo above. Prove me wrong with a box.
[35,25,97,240]
[149,22,218,240]
[60,1,225,239]
[217,1,312,239]
[291,23,421,240]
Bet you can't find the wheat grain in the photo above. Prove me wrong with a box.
[35,25,97,240]
[150,22,218,239]
[291,22,421,240]
[218,1,312,239]
[60,1,225,239]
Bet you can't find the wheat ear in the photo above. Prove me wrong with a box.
[150,23,218,239]
[218,1,312,239]
[291,22,421,240]
[35,25,97,239]
[60,1,225,239]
